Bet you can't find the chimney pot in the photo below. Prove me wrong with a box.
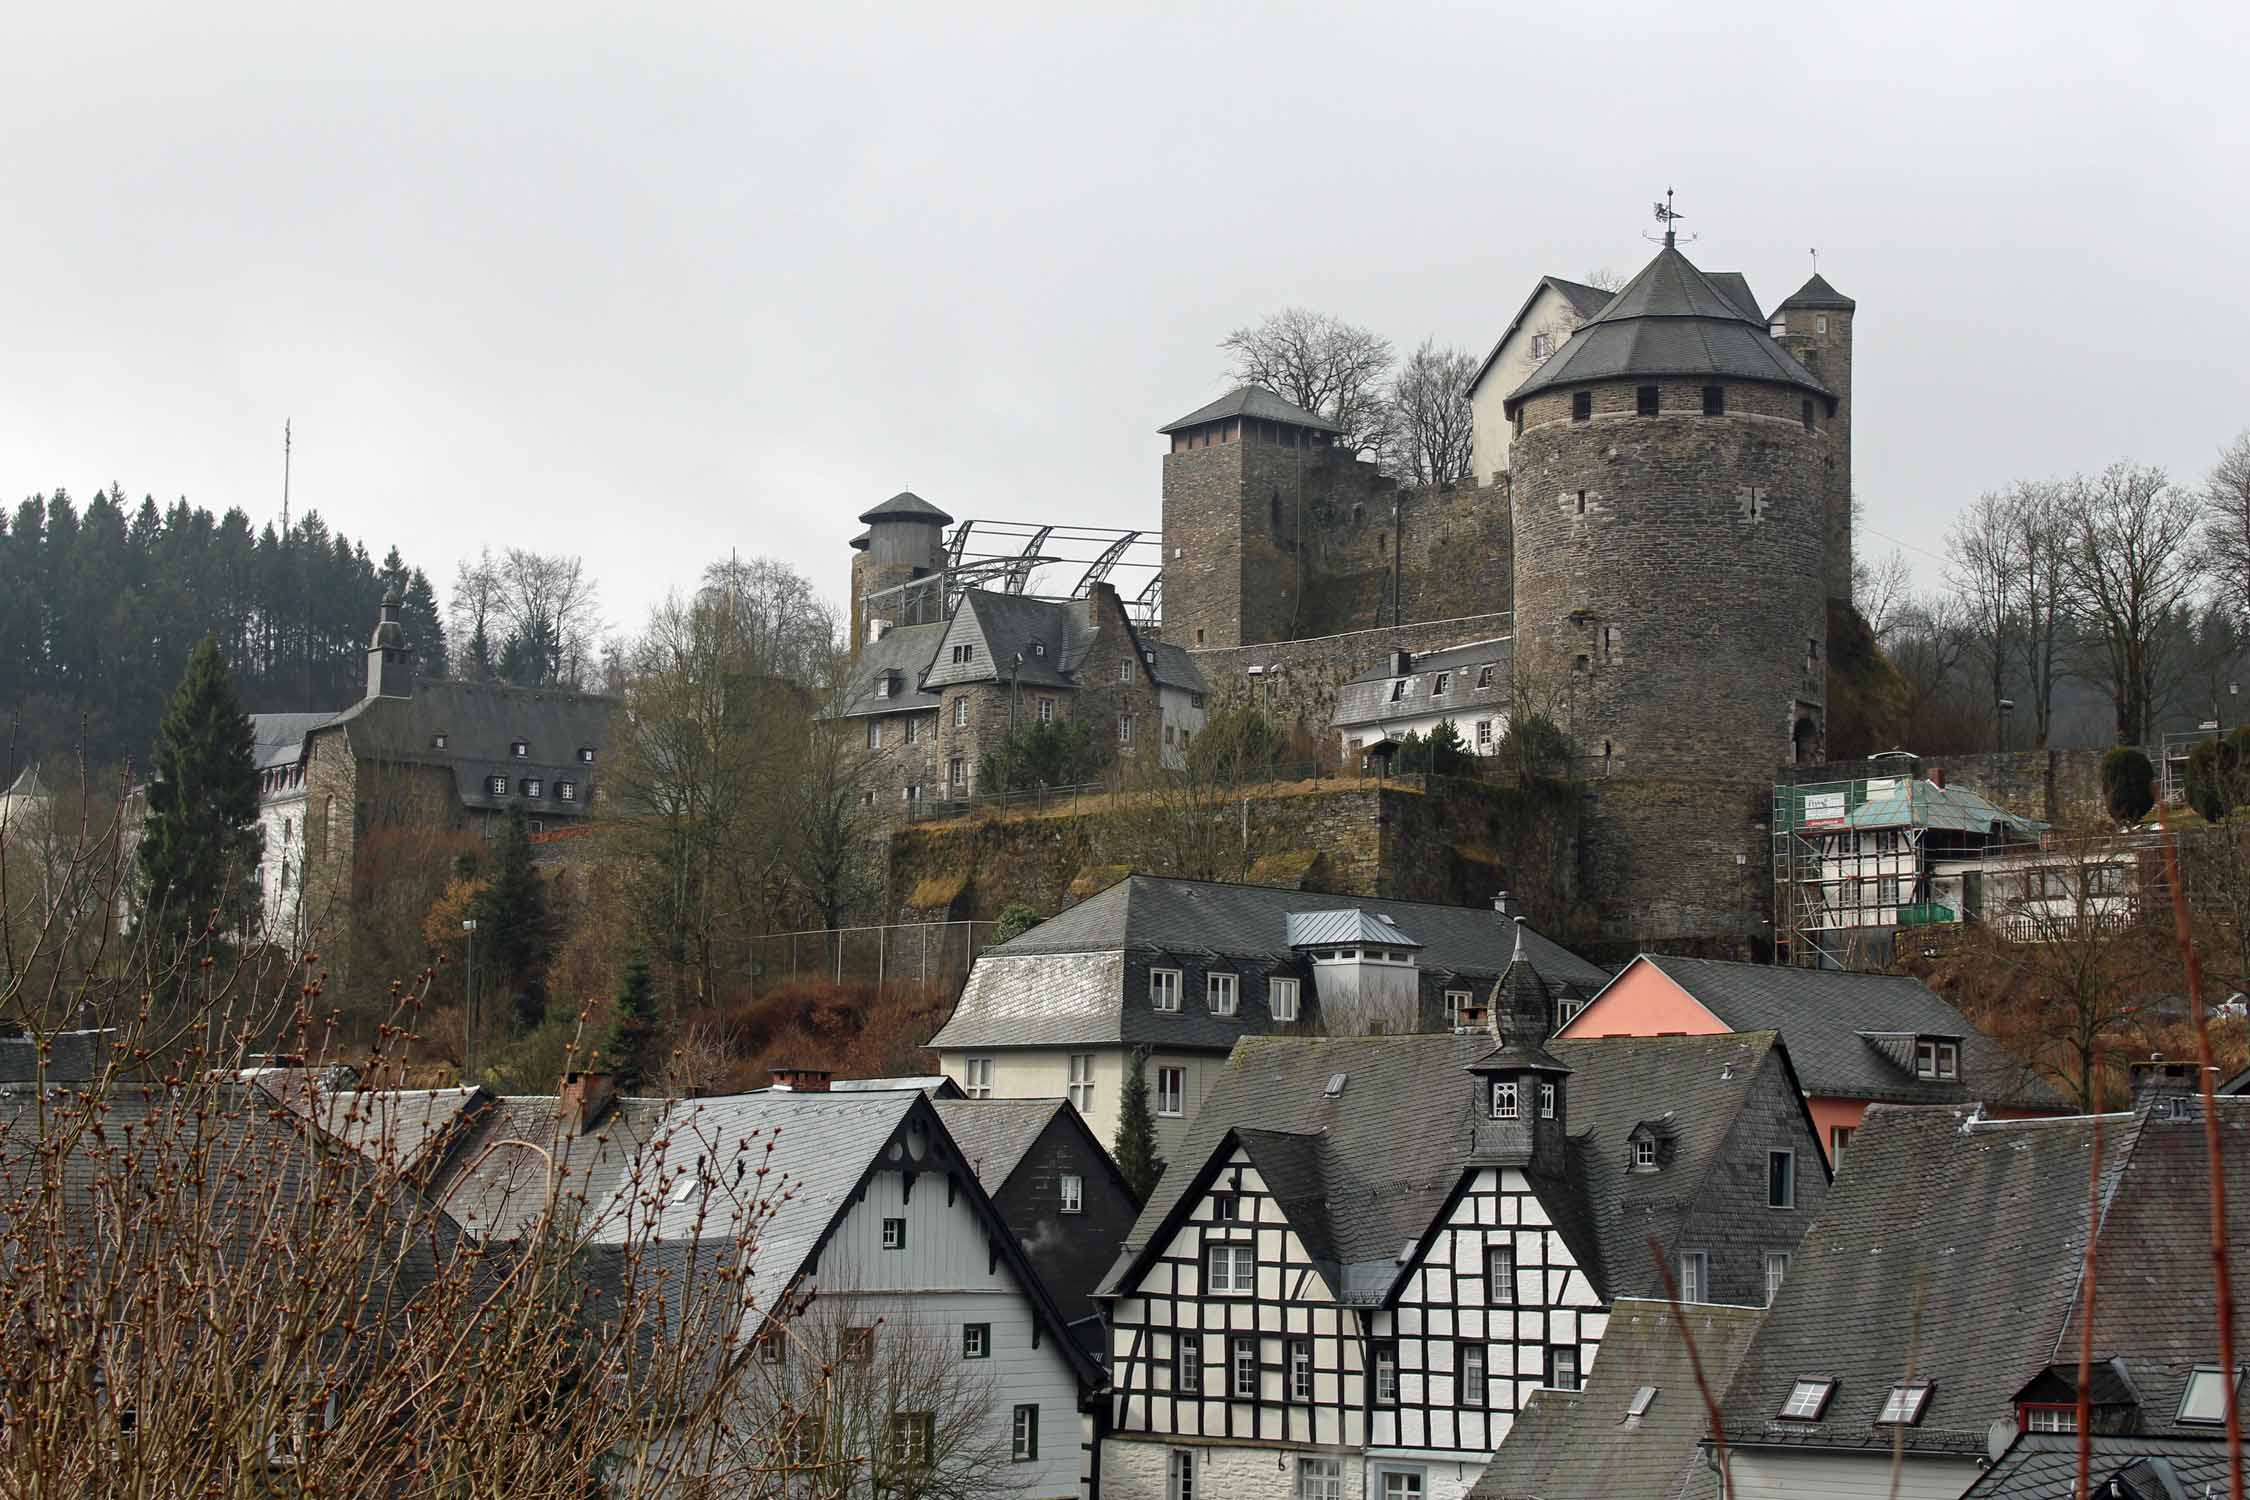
[557,1070,616,1134]
[1931,766,1946,788]
[771,1066,833,1093]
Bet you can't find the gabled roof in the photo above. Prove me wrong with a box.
[1466,276,1620,398]
[1776,273,1855,312]
[856,490,954,525]
[1105,1029,1797,1308]
[1505,246,1830,410]
[1577,955,2063,1109]
[0,1028,116,1084]
[1831,776,2045,837]
[1471,1298,1765,1500]
[248,711,340,772]
[832,1075,965,1098]
[932,875,1609,1052]
[319,677,618,816]
[1712,1102,2250,1457]
[314,1087,493,1177]
[836,619,947,719]
[1964,1433,2241,1499]
[934,1097,1069,1191]
[1159,385,1341,435]
[1332,637,1514,731]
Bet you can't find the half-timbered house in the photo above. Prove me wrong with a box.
[1096,938,1830,1500]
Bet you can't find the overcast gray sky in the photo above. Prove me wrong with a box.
[3,0,2244,639]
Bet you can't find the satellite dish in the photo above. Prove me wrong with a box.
[1986,1417,2016,1462]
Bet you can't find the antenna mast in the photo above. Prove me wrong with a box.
[281,419,293,537]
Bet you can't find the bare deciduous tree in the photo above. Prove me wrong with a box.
[1219,308,1393,459]
[1853,548,1915,646]
[2203,430,2250,621]
[1384,339,1477,489]
[2057,463,2208,747]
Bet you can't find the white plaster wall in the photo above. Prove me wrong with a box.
[1159,684,1207,770]
[1105,1437,1366,1500]
[1725,1448,1979,1500]
[1468,283,1591,484]
[938,1045,1222,1161]
[256,791,310,945]
[1363,1452,1492,1500]
[1336,707,1511,760]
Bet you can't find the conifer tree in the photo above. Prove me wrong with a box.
[1114,1045,1161,1201]
[603,947,660,1090]
[474,806,553,1027]
[135,634,263,942]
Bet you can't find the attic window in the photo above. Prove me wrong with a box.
[1915,1040,1959,1080]
[950,644,972,665]
[1031,642,1045,657]
[1433,672,1450,695]
[1779,1378,1836,1421]
[487,775,509,797]
[1477,665,1494,688]
[1877,1382,1933,1426]
[1389,681,1407,702]
[557,781,578,802]
[2178,1367,2242,1425]
[1324,1072,1348,1098]
[1770,318,1788,337]
[1632,1135,1657,1170]
[432,732,448,750]
[1531,332,1553,360]
[578,747,596,763]
[1627,1386,1657,1420]
[510,740,528,758]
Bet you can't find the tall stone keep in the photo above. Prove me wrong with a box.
[850,490,952,655]
[1771,274,1857,603]
[1158,386,1346,651]
[1503,238,1843,944]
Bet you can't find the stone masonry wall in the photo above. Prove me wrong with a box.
[1574,774,1774,961]
[1103,1437,1368,1500]
[1784,748,2114,830]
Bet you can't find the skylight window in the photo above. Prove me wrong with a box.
[1877,1382,1932,1425]
[2179,1366,2240,1425]
[1324,1073,1348,1098]
[1779,1378,1835,1421]
[1627,1386,1657,1419]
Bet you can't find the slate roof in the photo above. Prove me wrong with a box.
[1776,273,1856,312]
[1160,385,1342,435]
[248,711,337,771]
[837,620,948,720]
[931,875,1609,1052]
[1467,276,1621,397]
[832,1075,965,1098]
[1506,246,1830,410]
[424,1094,673,1242]
[1716,1099,2250,1458]
[934,1097,1067,1192]
[1470,1298,1765,1500]
[1333,637,1515,732]
[320,677,618,817]
[2,761,46,800]
[314,1087,491,1175]
[1286,908,1425,949]
[1704,271,1764,323]
[1584,955,2063,1109]
[0,1029,116,1084]
[1963,1433,2241,1499]
[857,490,953,525]
[1107,1029,1795,1308]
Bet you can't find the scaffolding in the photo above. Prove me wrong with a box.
[1772,774,2045,971]
[863,518,1166,633]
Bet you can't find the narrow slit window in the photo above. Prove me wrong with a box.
[1636,385,1659,417]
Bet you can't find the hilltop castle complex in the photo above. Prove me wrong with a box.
[846,228,1858,954]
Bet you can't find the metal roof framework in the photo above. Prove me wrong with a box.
[878,518,1165,626]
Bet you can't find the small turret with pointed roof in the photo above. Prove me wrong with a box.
[1466,918,1571,1172]
[365,586,415,701]
[852,490,953,654]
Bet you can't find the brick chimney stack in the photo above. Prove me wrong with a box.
[558,1070,616,1134]
[771,1066,833,1093]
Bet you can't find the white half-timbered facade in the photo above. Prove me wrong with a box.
[1098,942,1830,1500]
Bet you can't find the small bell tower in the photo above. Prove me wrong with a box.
[1466,919,1571,1174]
[365,586,415,701]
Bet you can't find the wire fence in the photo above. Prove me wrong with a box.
[745,920,996,992]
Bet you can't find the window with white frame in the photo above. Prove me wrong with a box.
[1380,1473,1425,1500]
[1168,1449,1197,1500]
[1490,1080,1519,1119]
[1119,714,1134,744]
[1118,659,1133,683]
[1373,1342,1399,1404]
[887,1411,934,1468]
[1298,1455,1342,1500]
[1207,1243,1254,1295]
[1768,1149,1795,1209]
[962,1323,989,1359]
[557,780,577,801]
[1557,996,1585,1028]
[881,1217,906,1249]
[1779,1378,1836,1421]
[578,746,596,763]
[1060,1172,1083,1213]
[1176,1338,1202,1392]
[1011,1403,1037,1461]
[1877,1382,1932,1425]
[953,698,968,727]
[1434,671,1451,695]
[1679,1251,1708,1304]
[1547,1346,1580,1391]
[520,777,541,798]
[1157,1066,1185,1116]
[1633,1134,1658,1170]
[1487,1244,1517,1304]
[1445,990,1471,1025]
[1915,1038,1959,1079]
[963,1058,994,1099]
[1539,1081,1556,1118]
[1269,977,1300,1022]
[1206,972,1237,1015]
[867,720,881,749]
[1459,1343,1487,1406]
[1210,1193,1240,1222]
[1830,1124,1854,1159]
[1288,1339,1313,1402]
[1230,1335,1258,1397]
[487,775,509,796]
[1150,969,1182,1011]
[1765,1251,1790,1306]
[1066,1054,1095,1112]
[1038,697,1053,723]
[2179,1367,2242,1425]
[1476,719,1493,748]
[510,740,528,758]
[2024,1405,2077,1433]
[904,716,919,745]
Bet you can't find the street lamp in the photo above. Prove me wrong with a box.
[461,918,479,1080]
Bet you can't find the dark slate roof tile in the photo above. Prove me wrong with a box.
[1160,385,1342,435]
[1962,1432,2240,1498]
[1775,273,1856,312]
[1333,637,1514,730]
[856,490,954,525]
[837,620,948,719]
[934,1098,1066,1194]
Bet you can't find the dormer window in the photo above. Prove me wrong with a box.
[1433,672,1451,695]
[1779,1378,1836,1421]
[1206,972,1238,1016]
[578,746,596,763]
[1877,1382,1933,1426]
[1389,680,1407,702]
[1031,642,1045,658]
[876,672,896,698]
[1915,1039,1959,1080]
[522,778,543,798]
[432,732,448,750]
[1633,1134,1657,1170]
[1490,1081,1519,1120]
[510,740,528,758]
[1476,665,1494,689]
[557,781,578,802]
[487,775,509,797]
[2021,1405,2077,1434]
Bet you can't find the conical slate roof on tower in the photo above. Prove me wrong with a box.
[1476,921,1572,1075]
[1776,272,1856,311]
[1505,245,1831,409]
[856,490,954,526]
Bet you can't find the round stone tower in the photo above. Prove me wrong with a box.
[1502,239,1842,945]
[850,490,953,655]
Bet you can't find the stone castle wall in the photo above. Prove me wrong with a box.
[1188,612,1515,746]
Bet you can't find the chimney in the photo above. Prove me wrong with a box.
[1389,647,1412,677]
[1455,994,1491,1034]
[557,1070,616,1134]
[770,1066,833,1093]
[1492,890,1520,920]
[1930,765,1946,788]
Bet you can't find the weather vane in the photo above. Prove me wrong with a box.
[1648,187,1694,248]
